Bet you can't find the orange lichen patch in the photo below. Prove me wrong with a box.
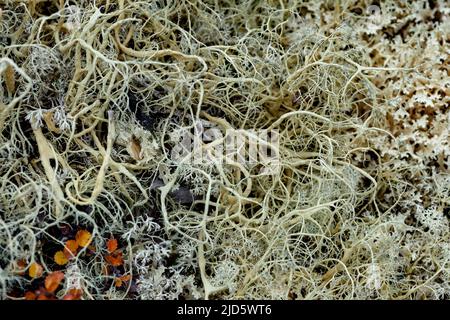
[54,251,69,266]
[15,259,27,275]
[105,252,123,267]
[28,262,43,279]
[24,291,37,300]
[64,239,79,259]
[114,278,123,287]
[63,288,82,300]
[107,238,118,253]
[45,271,64,293]
[75,230,92,248]
[114,275,131,287]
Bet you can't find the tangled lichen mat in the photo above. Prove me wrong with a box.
[0,0,449,300]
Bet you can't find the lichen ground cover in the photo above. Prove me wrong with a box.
[0,0,449,300]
